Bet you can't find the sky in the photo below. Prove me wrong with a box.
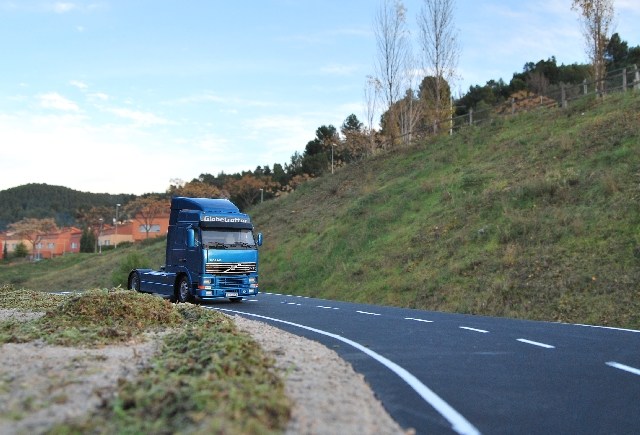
[1,0,639,195]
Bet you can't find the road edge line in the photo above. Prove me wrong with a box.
[215,308,481,435]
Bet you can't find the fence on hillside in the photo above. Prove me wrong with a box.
[451,65,639,131]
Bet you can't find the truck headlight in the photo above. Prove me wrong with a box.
[203,278,212,285]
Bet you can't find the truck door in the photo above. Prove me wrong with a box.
[184,228,202,277]
[170,226,201,281]
[168,226,184,266]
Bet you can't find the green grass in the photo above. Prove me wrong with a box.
[1,92,639,329]
[0,237,166,291]
[0,286,290,434]
[253,92,640,328]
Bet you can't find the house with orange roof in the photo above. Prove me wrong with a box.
[98,212,169,247]
[33,227,82,259]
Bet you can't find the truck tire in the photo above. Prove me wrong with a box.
[176,276,192,303]
[229,297,243,303]
[128,272,141,292]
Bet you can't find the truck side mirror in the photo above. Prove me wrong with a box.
[256,233,263,246]
[186,228,195,248]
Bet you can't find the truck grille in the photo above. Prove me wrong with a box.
[206,262,256,275]
[218,277,246,289]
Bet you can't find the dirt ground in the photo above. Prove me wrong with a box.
[0,308,407,434]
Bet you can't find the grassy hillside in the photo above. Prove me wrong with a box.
[0,238,166,291]
[1,92,638,329]
[253,92,640,328]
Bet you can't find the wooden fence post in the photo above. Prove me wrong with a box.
[511,98,515,115]
[623,67,627,92]
[449,96,454,136]
[583,79,588,95]
[634,65,639,91]
[469,108,473,126]
[561,85,567,109]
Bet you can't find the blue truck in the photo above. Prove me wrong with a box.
[127,197,262,303]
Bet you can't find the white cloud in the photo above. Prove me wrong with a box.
[173,92,274,108]
[0,112,177,194]
[38,92,80,111]
[320,63,359,76]
[52,2,76,13]
[88,92,109,101]
[69,80,88,90]
[106,107,169,126]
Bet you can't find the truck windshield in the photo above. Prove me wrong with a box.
[201,229,256,249]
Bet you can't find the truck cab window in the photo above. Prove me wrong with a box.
[202,229,256,248]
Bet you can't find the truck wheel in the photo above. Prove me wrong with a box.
[229,297,243,303]
[176,276,192,303]
[128,272,141,292]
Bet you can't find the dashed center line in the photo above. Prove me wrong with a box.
[517,338,555,349]
[405,317,434,323]
[317,305,340,310]
[460,326,489,333]
[356,310,381,316]
[606,362,640,376]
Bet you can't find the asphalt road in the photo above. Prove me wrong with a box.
[207,292,640,435]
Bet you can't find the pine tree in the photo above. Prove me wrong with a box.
[80,228,96,253]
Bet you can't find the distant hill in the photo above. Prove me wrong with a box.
[253,92,640,328]
[0,183,135,230]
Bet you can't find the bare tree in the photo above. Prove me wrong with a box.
[125,196,169,239]
[7,218,58,259]
[364,75,382,154]
[397,52,423,143]
[373,0,409,116]
[571,0,615,95]
[417,0,460,130]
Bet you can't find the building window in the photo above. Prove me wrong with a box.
[36,243,42,249]
[48,243,55,249]
[139,224,161,233]
[71,242,78,249]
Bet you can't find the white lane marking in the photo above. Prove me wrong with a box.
[606,362,640,376]
[573,324,640,333]
[356,310,381,316]
[214,308,480,435]
[460,327,489,333]
[405,317,434,323]
[317,305,340,310]
[517,338,555,349]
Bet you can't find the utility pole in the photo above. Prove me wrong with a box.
[115,203,121,248]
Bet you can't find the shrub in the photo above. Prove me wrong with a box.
[111,252,152,287]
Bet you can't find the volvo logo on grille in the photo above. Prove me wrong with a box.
[206,262,257,275]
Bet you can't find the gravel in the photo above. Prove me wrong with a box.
[0,308,408,434]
